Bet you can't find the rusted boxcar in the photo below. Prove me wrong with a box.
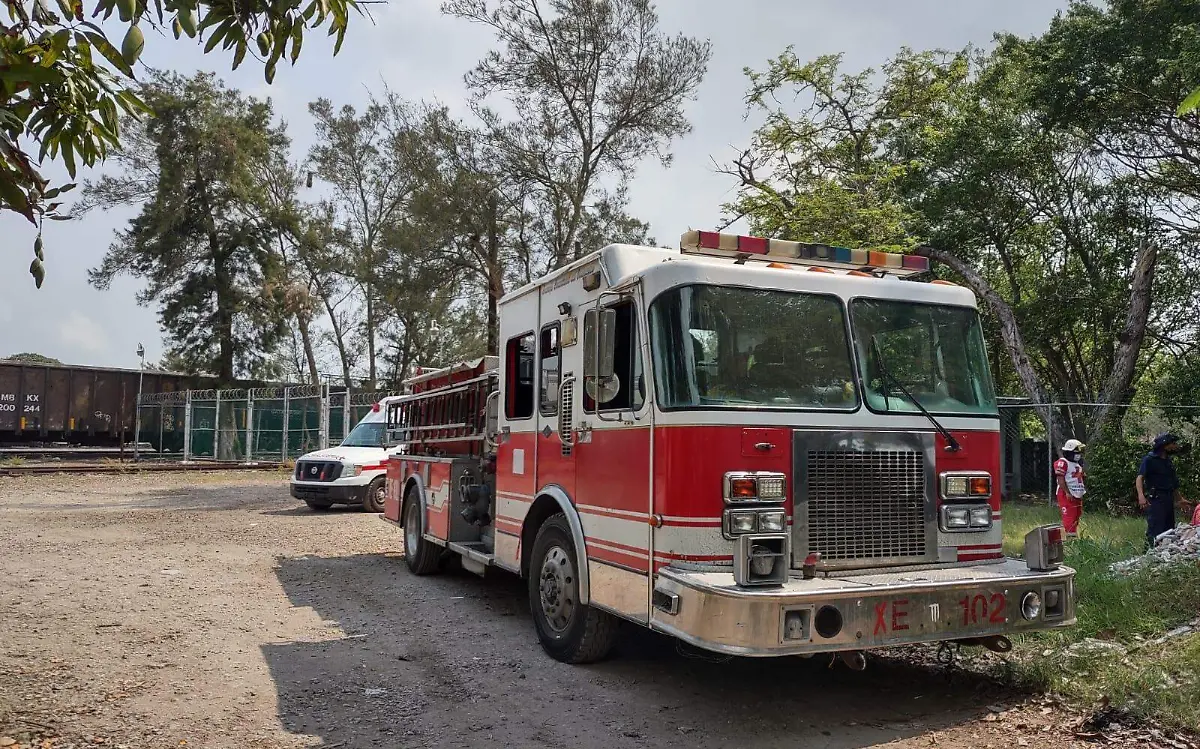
[0,362,212,446]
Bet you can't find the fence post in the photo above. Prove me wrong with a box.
[214,389,222,461]
[133,393,141,462]
[245,390,255,464]
[1045,403,1055,506]
[183,391,193,462]
[319,383,329,450]
[343,388,352,442]
[282,387,290,461]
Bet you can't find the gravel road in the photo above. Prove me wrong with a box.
[0,472,1137,748]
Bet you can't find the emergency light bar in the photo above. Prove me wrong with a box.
[680,230,930,277]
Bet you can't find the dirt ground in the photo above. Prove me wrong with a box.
[0,472,1166,748]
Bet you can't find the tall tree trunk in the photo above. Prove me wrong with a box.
[486,192,502,356]
[213,247,235,384]
[1088,240,1157,443]
[364,282,376,390]
[296,313,320,384]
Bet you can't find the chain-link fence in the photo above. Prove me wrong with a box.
[1000,401,1200,508]
[133,385,403,463]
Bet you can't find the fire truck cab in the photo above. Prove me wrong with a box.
[382,231,1075,664]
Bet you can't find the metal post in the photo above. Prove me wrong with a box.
[319,383,329,450]
[343,388,351,442]
[183,391,193,462]
[245,391,254,464]
[214,389,222,461]
[1045,404,1056,506]
[134,344,145,461]
[282,387,290,461]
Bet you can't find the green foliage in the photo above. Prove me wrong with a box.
[1082,433,1148,513]
[82,71,292,382]
[1,0,358,287]
[1000,503,1200,730]
[2,351,63,364]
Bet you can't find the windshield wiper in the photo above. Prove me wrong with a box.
[870,336,961,452]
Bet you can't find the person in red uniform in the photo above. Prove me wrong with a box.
[1054,439,1087,538]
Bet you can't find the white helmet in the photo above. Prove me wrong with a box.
[1062,439,1086,453]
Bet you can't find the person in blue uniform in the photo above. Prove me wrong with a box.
[1136,433,1189,549]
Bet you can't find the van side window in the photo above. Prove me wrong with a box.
[585,302,644,413]
[539,323,561,417]
[505,332,535,419]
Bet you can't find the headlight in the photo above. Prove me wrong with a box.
[346,464,363,476]
[943,507,970,529]
[1021,591,1042,620]
[729,511,758,533]
[758,510,787,532]
[969,505,992,528]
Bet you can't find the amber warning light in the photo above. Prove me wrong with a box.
[680,230,931,277]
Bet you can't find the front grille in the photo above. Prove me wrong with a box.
[806,450,927,563]
[295,461,342,482]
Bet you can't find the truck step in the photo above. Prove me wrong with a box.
[448,541,494,577]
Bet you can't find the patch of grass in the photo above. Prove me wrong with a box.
[0,456,26,467]
[998,502,1200,731]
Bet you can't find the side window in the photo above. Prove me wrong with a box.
[505,332,535,420]
[585,302,645,413]
[539,323,561,416]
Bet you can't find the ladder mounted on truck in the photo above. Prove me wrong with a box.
[385,357,499,457]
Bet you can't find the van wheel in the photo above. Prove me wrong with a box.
[404,491,440,575]
[305,500,333,511]
[528,514,619,663]
[362,477,386,513]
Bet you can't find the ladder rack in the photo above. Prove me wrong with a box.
[385,371,498,456]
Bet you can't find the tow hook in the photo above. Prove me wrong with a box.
[834,650,867,671]
[956,635,1013,654]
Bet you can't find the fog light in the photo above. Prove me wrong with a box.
[758,510,786,532]
[1021,591,1041,620]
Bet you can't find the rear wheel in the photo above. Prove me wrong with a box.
[305,500,333,511]
[404,491,441,575]
[528,514,619,663]
[362,476,386,513]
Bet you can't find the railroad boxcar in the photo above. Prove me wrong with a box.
[0,362,214,447]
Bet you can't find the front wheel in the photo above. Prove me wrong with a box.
[528,514,619,663]
[362,476,386,513]
[403,491,441,575]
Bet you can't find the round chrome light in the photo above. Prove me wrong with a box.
[1020,591,1042,621]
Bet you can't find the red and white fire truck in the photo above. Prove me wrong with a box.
[381,230,1074,664]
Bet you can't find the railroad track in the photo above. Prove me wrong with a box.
[0,462,286,477]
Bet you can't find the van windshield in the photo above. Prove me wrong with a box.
[850,299,997,416]
[648,285,857,410]
[341,420,387,448]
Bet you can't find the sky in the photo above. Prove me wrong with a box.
[0,0,1071,370]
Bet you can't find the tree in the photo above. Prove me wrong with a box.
[2,352,62,365]
[82,71,291,383]
[443,0,710,268]
[306,93,429,389]
[1,0,358,286]
[722,45,1174,444]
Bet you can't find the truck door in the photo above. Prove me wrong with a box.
[535,286,584,499]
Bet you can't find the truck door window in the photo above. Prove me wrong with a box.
[505,332,535,420]
[585,301,644,413]
[539,323,561,417]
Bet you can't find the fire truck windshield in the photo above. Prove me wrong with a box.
[850,299,997,416]
[649,284,857,410]
[341,421,387,447]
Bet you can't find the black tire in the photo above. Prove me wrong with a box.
[305,500,333,511]
[528,513,619,663]
[362,476,386,513]
[403,491,441,575]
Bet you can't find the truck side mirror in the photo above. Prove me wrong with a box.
[583,308,617,381]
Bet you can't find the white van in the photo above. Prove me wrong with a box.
[289,396,401,512]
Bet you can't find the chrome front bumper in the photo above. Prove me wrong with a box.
[650,558,1075,656]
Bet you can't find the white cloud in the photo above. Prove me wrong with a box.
[57,311,112,356]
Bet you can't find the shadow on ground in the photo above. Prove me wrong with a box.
[261,553,1033,749]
